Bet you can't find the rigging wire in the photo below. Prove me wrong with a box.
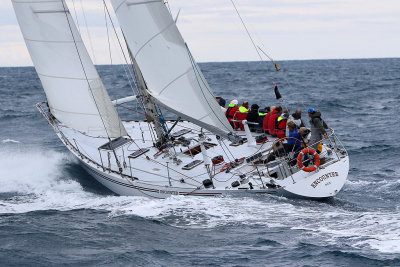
[229,0,294,110]
[118,105,146,115]
[102,0,159,144]
[230,0,263,63]
[217,138,233,162]
[79,0,97,63]
[103,4,113,65]
[60,0,123,171]
[103,0,159,143]
[102,0,146,112]
[70,0,81,34]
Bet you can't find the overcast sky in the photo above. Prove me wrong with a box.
[1,0,399,66]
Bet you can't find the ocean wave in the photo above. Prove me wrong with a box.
[1,139,21,144]
[0,148,399,257]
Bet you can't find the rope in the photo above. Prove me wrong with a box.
[230,0,295,110]
[230,0,313,115]
[118,104,146,115]
[230,0,263,63]
[221,138,236,159]
[218,139,233,162]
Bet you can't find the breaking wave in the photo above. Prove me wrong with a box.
[0,149,399,257]
[1,138,21,144]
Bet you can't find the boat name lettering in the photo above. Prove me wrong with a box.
[158,189,179,195]
[311,172,338,188]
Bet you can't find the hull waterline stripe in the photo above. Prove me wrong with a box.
[83,162,277,197]
[82,162,223,196]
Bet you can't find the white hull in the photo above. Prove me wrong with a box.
[79,160,278,198]
[41,111,349,200]
[79,155,348,199]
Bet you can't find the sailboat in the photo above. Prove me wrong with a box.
[12,0,349,199]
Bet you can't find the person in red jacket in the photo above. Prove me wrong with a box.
[276,112,289,139]
[263,105,275,133]
[268,106,282,136]
[225,99,238,128]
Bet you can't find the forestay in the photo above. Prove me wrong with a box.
[111,0,233,137]
[12,0,127,138]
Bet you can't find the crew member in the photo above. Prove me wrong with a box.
[275,112,289,139]
[216,96,227,113]
[234,101,250,130]
[308,108,329,152]
[246,104,260,131]
[258,106,269,129]
[239,101,250,113]
[268,106,282,136]
[225,100,238,128]
[263,106,275,134]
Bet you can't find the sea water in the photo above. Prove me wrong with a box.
[0,58,399,266]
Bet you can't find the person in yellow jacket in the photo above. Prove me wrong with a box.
[239,101,250,113]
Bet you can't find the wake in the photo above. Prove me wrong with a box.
[0,148,399,256]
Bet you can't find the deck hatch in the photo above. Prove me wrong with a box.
[182,160,204,170]
[99,137,131,150]
[128,148,150,158]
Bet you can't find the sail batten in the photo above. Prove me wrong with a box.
[111,0,233,137]
[134,21,176,58]
[24,38,80,43]
[13,0,127,138]
[126,1,161,7]
[37,72,98,81]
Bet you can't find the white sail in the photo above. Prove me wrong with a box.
[111,0,233,136]
[12,0,127,138]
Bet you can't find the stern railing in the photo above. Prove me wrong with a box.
[265,127,348,183]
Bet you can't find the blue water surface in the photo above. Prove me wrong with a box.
[0,58,399,266]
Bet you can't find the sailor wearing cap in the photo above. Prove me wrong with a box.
[308,108,329,151]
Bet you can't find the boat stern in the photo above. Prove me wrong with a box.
[275,156,349,199]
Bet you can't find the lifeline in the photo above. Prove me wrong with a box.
[311,172,339,188]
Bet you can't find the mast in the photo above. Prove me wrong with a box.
[110,0,237,142]
[126,44,166,145]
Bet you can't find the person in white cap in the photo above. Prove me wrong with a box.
[225,100,239,128]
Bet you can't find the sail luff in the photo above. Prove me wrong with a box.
[126,43,166,142]
[12,0,127,138]
[110,0,234,137]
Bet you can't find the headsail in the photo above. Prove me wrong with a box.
[111,0,233,137]
[12,0,127,138]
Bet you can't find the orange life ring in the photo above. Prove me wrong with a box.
[297,148,320,172]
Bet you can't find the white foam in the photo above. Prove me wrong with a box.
[0,149,399,255]
[346,178,400,190]
[108,196,291,228]
[1,139,21,144]
[0,149,66,194]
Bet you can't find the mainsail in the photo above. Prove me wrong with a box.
[111,0,234,137]
[12,0,127,138]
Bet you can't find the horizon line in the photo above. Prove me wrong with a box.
[0,56,398,68]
